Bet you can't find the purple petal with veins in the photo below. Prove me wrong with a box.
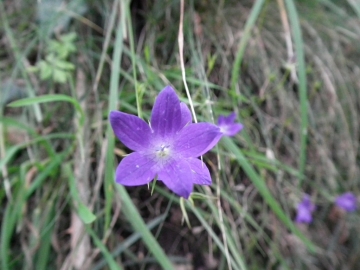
[110,111,153,151]
[157,159,193,199]
[180,102,192,128]
[151,85,182,138]
[174,123,221,158]
[187,158,212,185]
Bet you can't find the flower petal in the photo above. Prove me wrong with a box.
[110,111,153,151]
[220,123,244,136]
[180,102,192,128]
[217,112,243,136]
[218,112,236,125]
[295,194,315,224]
[335,192,357,212]
[115,152,156,186]
[187,158,212,185]
[157,159,193,199]
[151,86,182,138]
[174,123,222,158]
[295,207,313,223]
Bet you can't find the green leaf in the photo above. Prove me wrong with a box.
[53,69,67,83]
[39,61,53,80]
[61,32,77,43]
[55,60,75,70]
[78,203,96,224]
[26,65,39,73]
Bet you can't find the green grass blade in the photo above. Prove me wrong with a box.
[155,187,245,269]
[35,200,56,270]
[7,94,85,126]
[284,0,308,182]
[0,117,56,157]
[64,163,96,224]
[187,201,242,270]
[92,214,167,270]
[0,1,42,122]
[0,134,74,173]
[116,185,175,270]
[221,137,316,253]
[1,201,14,270]
[86,226,123,270]
[103,0,126,232]
[125,3,142,119]
[1,177,27,270]
[0,145,21,172]
[203,199,247,270]
[229,0,266,151]
[230,0,266,94]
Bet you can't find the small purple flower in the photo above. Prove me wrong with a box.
[217,112,243,136]
[295,194,315,224]
[109,86,222,199]
[335,192,357,212]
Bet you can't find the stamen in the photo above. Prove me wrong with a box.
[156,144,171,158]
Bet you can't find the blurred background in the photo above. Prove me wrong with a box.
[1,0,360,269]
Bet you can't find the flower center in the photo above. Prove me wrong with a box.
[155,144,171,159]
[219,125,228,134]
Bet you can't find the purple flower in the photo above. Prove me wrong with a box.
[335,192,357,212]
[295,194,315,224]
[217,113,243,136]
[109,86,222,199]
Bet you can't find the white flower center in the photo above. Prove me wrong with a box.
[155,144,171,159]
[219,125,228,134]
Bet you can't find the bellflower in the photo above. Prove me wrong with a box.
[109,86,222,199]
[335,192,357,212]
[217,112,243,136]
[295,194,315,224]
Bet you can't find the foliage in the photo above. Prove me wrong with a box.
[1,0,360,269]
[28,33,77,83]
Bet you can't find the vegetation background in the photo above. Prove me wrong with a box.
[1,0,360,269]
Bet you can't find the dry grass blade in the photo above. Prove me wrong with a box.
[68,60,92,270]
[178,0,197,123]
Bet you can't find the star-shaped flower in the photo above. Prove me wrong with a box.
[335,192,357,212]
[217,112,243,136]
[109,86,222,199]
[295,194,315,224]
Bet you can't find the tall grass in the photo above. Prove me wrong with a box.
[1,0,360,269]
